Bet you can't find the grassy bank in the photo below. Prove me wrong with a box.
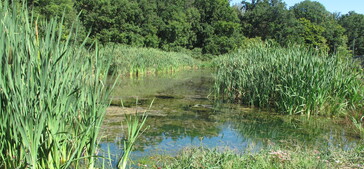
[0,3,114,168]
[102,45,198,76]
[153,145,363,169]
[213,41,364,116]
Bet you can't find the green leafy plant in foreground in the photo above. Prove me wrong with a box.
[160,146,364,169]
[0,2,114,168]
[117,99,151,169]
[118,112,148,169]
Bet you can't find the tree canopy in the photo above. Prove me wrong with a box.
[23,0,364,56]
[339,11,364,56]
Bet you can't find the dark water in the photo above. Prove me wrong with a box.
[99,69,360,166]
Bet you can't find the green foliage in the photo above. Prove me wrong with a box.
[118,112,148,169]
[339,11,364,56]
[352,116,364,139]
[213,41,364,116]
[322,18,349,54]
[28,0,77,22]
[75,0,144,46]
[103,45,197,76]
[161,146,364,169]
[73,0,242,55]
[15,0,361,57]
[239,0,298,45]
[193,0,243,55]
[0,2,113,168]
[238,0,350,54]
[290,0,330,24]
[298,18,328,51]
[290,0,349,54]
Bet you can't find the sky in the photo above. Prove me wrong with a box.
[230,0,364,15]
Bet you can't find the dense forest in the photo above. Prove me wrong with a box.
[23,0,364,56]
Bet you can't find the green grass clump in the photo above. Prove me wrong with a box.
[0,2,113,168]
[160,146,364,169]
[213,41,364,116]
[102,45,197,76]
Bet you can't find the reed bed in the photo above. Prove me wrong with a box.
[103,45,197,76]
[0,2,114,168]
[213,41,364,116]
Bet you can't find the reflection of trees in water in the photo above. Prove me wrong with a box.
[111,70,213,99]
[157,74,214,97]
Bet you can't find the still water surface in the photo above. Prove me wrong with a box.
[99,69,359,165]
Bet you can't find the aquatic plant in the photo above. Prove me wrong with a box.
[213,41,364,116]
[118,112,148,169]
[103,45,197,76]
[0,2,114,168]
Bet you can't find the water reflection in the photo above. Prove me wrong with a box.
[99,69,360,166]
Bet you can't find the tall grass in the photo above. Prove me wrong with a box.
[103,45,197,76]
[352,116,364,139]
[213,41,364,116]
[161,146,364,169]
[0,2,114,168]
[118,112,148,169]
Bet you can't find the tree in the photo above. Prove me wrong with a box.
[298,18,328,51]
[27,0,77,24]
[137,0,161,48]
[339,11,364,56]
[290,0,330,24]
[75,0,145,46]
[290,0,348,53]
[194,0,243,54]
[239,0,300,46]
[156,0,194,50]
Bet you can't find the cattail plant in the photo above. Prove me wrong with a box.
[103,45,197,76]
[213,40,364,116]
[0,2,114,168]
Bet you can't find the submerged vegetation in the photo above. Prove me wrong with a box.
[213,41,364,116]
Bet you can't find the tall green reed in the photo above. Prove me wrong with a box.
[352,116,364,139]
[0,2,114,168]
[102,45,197,76]
[213,41,364,116]
[118,112,148,169]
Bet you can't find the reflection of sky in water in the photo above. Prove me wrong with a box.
[100,119,358,164]
[99,123,264,167]
[100,70,361,167]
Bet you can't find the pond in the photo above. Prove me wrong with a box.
[99,69,360,167]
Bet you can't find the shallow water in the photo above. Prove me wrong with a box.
[99,69,360,167]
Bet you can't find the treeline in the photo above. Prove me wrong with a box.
[24,0,364,56]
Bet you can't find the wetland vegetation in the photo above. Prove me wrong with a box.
[0,2,113,168]
[1,0,364,168]
[213,41,364,116]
